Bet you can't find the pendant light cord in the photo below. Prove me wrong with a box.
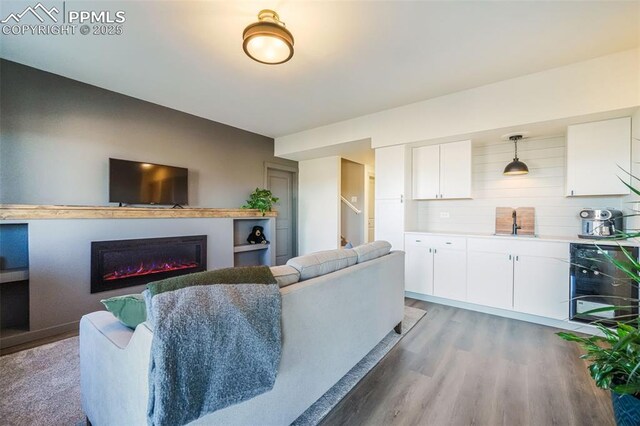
[511,135,522,160]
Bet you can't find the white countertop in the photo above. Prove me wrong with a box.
[404,230,640,246]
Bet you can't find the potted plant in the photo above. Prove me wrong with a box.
[558,171,640,426]
[558,321,640,425]
[241,188,279,216]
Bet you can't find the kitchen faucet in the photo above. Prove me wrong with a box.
[512,210,521,235]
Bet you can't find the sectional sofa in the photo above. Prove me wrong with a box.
[80,242,405,425]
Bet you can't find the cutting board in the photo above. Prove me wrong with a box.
[495,207,515,235]
[515,207,535,236]
[495,207,535,235]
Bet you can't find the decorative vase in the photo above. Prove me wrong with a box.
[611,392,640,426]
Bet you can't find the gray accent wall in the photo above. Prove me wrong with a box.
[0,59,295,347]
[0,59,296,206]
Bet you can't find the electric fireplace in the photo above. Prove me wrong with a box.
[91,235,207,293]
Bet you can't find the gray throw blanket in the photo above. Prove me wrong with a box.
[145,283,282,426]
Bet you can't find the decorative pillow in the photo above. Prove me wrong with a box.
[146,265,277,296]
[353,241,392,263]
[286,249,357,281]
[101,294,147,329]
[270,265,300,288]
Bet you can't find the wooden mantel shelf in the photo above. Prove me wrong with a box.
[0,204,277,220]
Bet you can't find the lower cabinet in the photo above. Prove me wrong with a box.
[433,248,467,301]
[467,239,569,319]
[404,234,467,302]
[513,254,569,320]
[408,234,570,321]
[405,244,433,295]
[467,251,514,309]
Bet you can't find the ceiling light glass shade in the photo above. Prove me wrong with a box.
[243,10,294,65]
[503,159,529,175]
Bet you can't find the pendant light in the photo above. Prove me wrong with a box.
[243,10,294,65]
[503,135,529,175]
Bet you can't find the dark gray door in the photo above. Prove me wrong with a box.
[266,167,296,265]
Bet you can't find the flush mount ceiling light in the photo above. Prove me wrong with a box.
[503,134,529,175]
[243,9,294,65]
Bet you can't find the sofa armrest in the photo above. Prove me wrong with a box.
[80,312,152,425]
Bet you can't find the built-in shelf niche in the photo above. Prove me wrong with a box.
[0,224,30,336]
[233,218,274,267]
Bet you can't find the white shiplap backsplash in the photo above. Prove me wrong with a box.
[416,136,628,237]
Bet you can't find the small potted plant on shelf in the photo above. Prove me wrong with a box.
[558,171,640,426]
[241,188,279,216]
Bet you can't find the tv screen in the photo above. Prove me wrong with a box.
[109,158,188,206]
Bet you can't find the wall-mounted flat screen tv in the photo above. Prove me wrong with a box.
[109,158,188,206]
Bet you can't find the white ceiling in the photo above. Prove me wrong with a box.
[1,1,638,138]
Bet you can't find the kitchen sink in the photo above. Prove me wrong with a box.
[493,233,538,238]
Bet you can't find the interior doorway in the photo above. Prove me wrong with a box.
[265,162,298,265]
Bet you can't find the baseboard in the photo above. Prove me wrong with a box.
[0,321,79,349]
[405,291,600,335]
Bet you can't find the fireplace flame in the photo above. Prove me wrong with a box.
[103,260,199,281]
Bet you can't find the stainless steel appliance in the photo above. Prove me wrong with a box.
[570,243,638,324]
[578,208,624,239]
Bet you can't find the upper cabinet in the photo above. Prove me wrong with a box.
[412,140,472,200]
[412,145,440,200]
[375,145,406,200]
[566,117,631,197]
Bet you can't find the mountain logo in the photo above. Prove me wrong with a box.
[1,3,60,24]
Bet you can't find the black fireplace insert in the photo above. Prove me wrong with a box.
[91,235,207,293]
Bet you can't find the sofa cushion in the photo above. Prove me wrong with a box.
[101,294,147,329]
[270,265,300,288]
[286,249,357,280]
[147,266,277,296]
[353,241,392,263]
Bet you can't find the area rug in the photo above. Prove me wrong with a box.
[0,305,426,426]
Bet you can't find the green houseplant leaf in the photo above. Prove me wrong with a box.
[241,188,279,216]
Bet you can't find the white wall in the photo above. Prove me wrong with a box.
[298,156,341,254]
[275,49,640,156]
[414,135,630,236]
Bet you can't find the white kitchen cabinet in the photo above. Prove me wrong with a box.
[405,243,433,294]
[375,145,406,251]
[404,234,466,301]
[513,254,569,320]
[433,247,467,301]
[465,238,569,318]
[566,117,631,196]
[375,199,405,251]
[412,144,440,200]
[412,140,471,200]
[440,140,472,199]
[375,145,406,200]
[467,251,514,309]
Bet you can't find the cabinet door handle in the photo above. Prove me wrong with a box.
[415,240,422,243]
[515,255,519,261]
[428,248,431,253]
[509,255,512,260]
[571,190,574,196]
[400,194,404,203]
[433,248,437,254]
